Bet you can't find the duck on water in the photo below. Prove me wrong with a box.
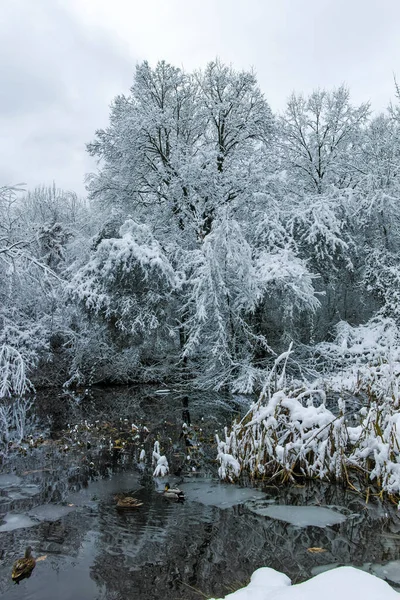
[11,546,36,584]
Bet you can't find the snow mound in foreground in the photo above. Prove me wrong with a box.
[210,566,399,599]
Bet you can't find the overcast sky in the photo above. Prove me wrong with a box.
[2,0,400,195]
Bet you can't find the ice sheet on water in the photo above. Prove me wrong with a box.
[20,484,41,495]
[180,479,265,508]
[0,474,22,488]
[7,484,41,500]
[28,504,76,521]
[7,491,30,500]
[0,512,38,532]
[247,503,347,527]
[369,560,400,584]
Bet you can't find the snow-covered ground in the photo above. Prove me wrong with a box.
[210,565,399,599]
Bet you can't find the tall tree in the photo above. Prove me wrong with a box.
[280,86,369,195]
[81,61,323,389]
[87,60,274,242]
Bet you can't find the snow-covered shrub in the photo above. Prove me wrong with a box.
[0,320,49,398]
[63,320,141,387]
[315,316,400,400]
[0,344,31,398]
[217,345,400,497]
[216,389,347,484]
[70,219,179,345]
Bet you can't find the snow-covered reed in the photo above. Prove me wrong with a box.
[217,389,346,484]
[217,337,400,499]
[152,440,170,477]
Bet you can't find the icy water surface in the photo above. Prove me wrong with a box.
[246,503,348,527]
[0,387,400,599]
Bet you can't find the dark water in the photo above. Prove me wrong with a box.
[1,387,400,599]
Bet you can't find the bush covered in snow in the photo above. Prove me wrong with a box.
[217,342,400,499]
[315,316,400,401]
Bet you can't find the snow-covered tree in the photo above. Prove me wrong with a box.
[0,184,93,395]
[6,66,400,394]
[87,60,274,243]
[275,89,374,339]
[181,213,265,390]
[280,86,369,194]
[180,210,319,391]
[0,186,56,396]
[70,219,179,357]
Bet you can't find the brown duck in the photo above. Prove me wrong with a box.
[12,546,36,584]
[114,494,143,510]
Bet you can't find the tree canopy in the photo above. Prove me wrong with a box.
[2,60,400,394]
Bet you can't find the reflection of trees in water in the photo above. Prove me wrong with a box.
[62,387,243,430]
[34,386,245,477]
[89,481,400,600]
[0,509,92,596]
[30,387,249,484]
[91,498,224,599]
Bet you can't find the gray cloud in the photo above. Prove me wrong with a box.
[0,0,136,193]
[2,0,400,195]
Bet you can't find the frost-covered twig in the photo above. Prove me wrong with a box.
[0,344,32,398]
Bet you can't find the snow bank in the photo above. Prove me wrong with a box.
[210,566,399,600]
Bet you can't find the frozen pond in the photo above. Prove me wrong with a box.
[0,387,399,599]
